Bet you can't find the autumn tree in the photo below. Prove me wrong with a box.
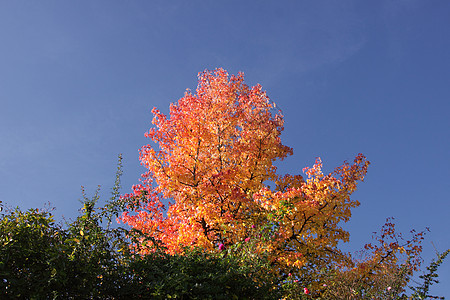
[120,68,425,296]
[121,68,291,253]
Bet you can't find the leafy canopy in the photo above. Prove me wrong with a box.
[120,69,368,268]
[119,68,432,297]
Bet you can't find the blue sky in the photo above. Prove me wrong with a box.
[1,1,449,295]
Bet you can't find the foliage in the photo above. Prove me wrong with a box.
[0,156,278,299]
[409,248,450,299]
[121,67,293,256]
[1,69,448,299]
[121,247,280,299]
[118,68,428,295]
[304,219,427,299]
[0,167,131,298]
[1,200,447,300]
[0,206,66,298]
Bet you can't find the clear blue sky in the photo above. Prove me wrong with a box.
[1,1,449,296]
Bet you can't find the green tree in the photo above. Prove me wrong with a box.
[409,249,450,300]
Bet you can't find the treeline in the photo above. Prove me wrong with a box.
[0,166,447,299]
[0,159,283,300]
[0,199,278,299]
